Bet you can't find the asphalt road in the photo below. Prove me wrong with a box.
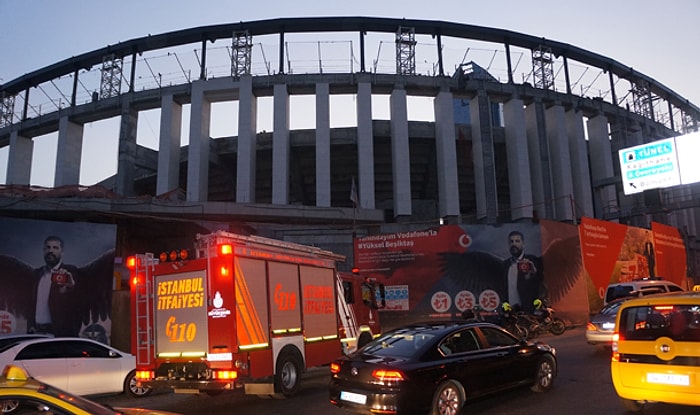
[95,327,699,415]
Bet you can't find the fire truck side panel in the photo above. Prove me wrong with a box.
[299,265,341,367]
[268,262,302,333]
[234,257,270,348]
[300,266,337,338]
[233,256,273,379]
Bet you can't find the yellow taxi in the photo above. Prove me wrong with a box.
[0,364,180,415]
[611,291,700,412]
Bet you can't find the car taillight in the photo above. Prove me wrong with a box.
[586,322,596,331]
[611,332,620,355]
[371,369,404,381]
[330,362,341,374]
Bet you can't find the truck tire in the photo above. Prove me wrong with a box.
[275,347,303,397]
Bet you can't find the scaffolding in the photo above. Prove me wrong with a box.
[1,92,14,128]
[631,80,656,121]
[681,110,698,133]
[395,26,416,75]
[232,31,253,77]
[532,46,555,91]
[99,54,123,99]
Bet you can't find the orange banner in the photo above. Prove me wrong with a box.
[652,221,688,286]
[579,217,687,310]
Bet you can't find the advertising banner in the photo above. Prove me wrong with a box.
[652,221,688,285]
[579,217,687,311]
[0,217,116,342]
[354,221,587,330]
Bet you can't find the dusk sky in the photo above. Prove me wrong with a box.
[1,0,697,186]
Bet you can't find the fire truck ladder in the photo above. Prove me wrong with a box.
[134,253,156,366]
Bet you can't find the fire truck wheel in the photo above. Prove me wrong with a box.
[125,370,153,398]
[275,347,303,397]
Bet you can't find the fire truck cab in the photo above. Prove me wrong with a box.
[128,231,382,397]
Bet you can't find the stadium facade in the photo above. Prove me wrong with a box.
[1,17,699,272]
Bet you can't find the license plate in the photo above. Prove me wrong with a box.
[340,391,367,405]
[647,373,690,386]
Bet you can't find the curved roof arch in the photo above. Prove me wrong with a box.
[1,16,698,117]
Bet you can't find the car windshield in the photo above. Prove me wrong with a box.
[618,304,700,342]
[600,301,623,316]
[362,331,436,357]
[606,285,633,303]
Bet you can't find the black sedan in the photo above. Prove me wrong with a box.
[329,321,556,415]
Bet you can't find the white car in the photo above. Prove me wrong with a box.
[0,334,53,350]
[604,278,684,305]
[0,337,151,398]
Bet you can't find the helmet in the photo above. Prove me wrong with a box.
[533,299,543,309]
[502,302,512,312]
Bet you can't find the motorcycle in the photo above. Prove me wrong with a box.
[517,306,566,338]
[464,305,529,339]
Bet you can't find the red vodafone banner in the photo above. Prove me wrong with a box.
[651,221,688,287]
[579,217,629,302]
[580,217,688,310]
[354,221,587,330]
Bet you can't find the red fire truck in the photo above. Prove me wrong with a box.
[128,231,382,397]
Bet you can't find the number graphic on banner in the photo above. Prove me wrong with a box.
[165,316,197,342]
[431,291,451,313]
[478,290,500,311]
[455,291,476,312]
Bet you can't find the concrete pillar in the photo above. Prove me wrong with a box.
[116,100,138,196]
[54,116,83,186]
[525,99,555,219]
[587,114,617,218]
[502,98,534,221]
[316,83,331,207]
[566,109,594,219]
[356,81,375,209]
[236,75,257,203]
[157,94,182,196]
[546,104,574,222]
[7,131,32,185]
[390,88,411,217]
[619,126,647,227]
[187,82,211,202]
[683,187,698,237]
[470,90,498,223]
[272,83,290,205]
[433,90,460,218]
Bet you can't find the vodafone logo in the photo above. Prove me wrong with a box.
[458,234,472,248]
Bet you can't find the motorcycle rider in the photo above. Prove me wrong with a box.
[532,298,552,324]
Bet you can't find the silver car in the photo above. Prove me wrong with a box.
[586,299,626,346]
